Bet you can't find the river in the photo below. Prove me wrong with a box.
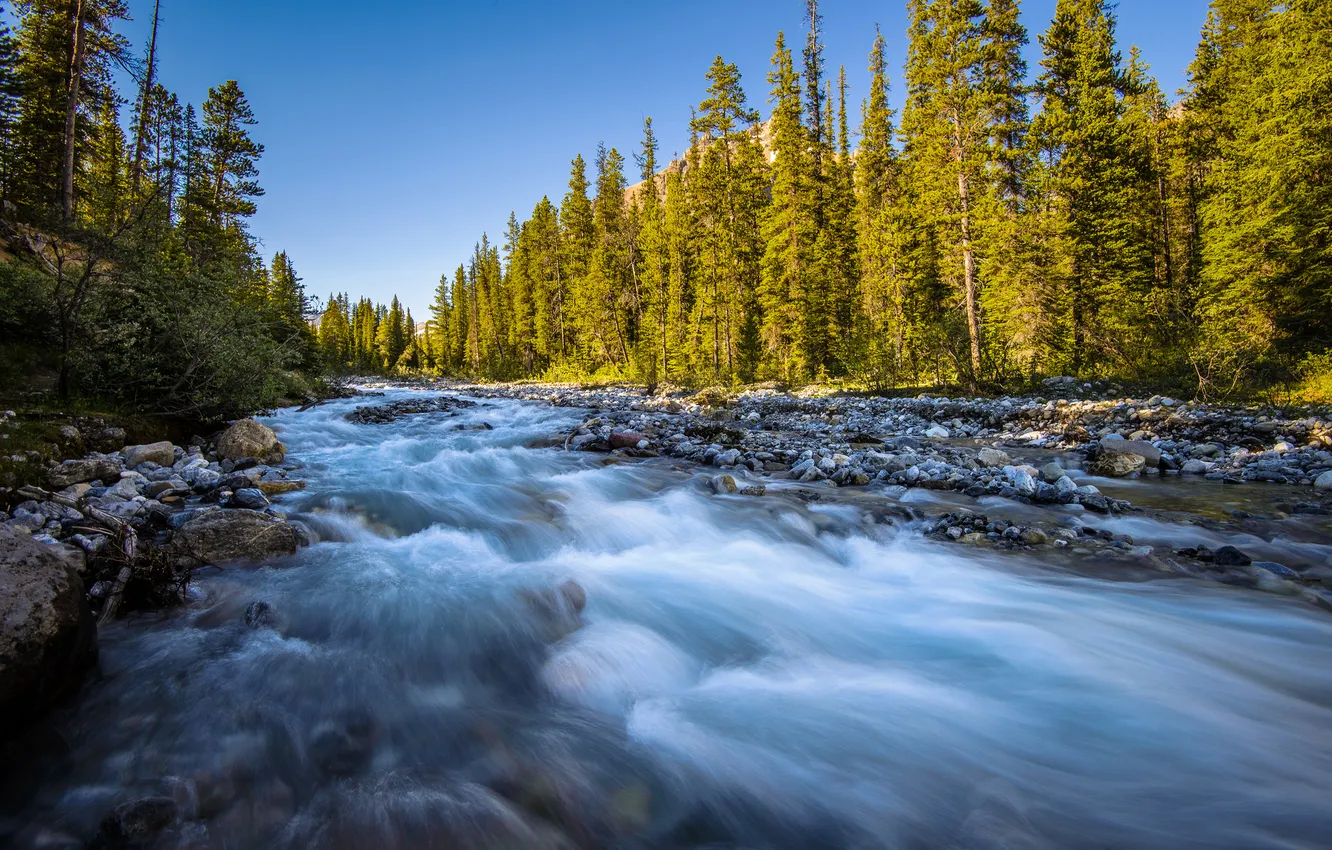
[8,389,1332,849]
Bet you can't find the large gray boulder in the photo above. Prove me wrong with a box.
[216,419,285,464]
[0,528,97,725]
[1316,470,1332,491]
[171,509,300,566]
[48,458,121,488]
[123,441,175,468]
[1098,436,1161,467]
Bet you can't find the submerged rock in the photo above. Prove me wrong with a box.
[0,528,97,725]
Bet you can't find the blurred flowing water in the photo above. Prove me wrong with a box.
[7,390,1332,849]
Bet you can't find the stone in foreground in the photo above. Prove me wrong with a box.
[0,527,97,725]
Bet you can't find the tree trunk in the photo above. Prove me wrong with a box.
[130,0,162,195]
[61,0,88,223]
[957,170,981,383]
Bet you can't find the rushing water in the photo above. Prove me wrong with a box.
[7,390,1332,849]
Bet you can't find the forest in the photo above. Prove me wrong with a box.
[1,0,1329,413]
[316,0,1329,399]
[0,0,316,419]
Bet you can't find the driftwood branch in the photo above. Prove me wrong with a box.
[18,485,140,623]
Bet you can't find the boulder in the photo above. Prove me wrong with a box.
[257,480,306,497]
[171,509,300,566]
[1316,470,1332,491]
[216,419,285,464]
[88,426,127,453]
[1089,452,1145,478]
[0,528,97,725]
[1213,545,1252,567]
[925,424,950,439]
[1040,462,1066,483]
[709,474,739,494]
[48,458,120,488]
[227,488,270,510]
[976,448,1010,468]
[609,431,646,450]
[122,441,175,469]
[1098,436,1161,467]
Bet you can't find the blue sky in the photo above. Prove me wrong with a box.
[103,0,1212,315]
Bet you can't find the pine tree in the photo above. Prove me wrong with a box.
[201,80,263,229]
[1188,0,1332,391]
[901,0,1027,385]
[760,31,820,379]
[0,3,22,202]
[560,154,594,362]
[854,27,911,383]
[429,274,452,373]
[12,0,128,221]
[1030,0,1153,374]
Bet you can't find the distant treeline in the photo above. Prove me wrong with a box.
[0,1,317,418]
[321,0,1330,399]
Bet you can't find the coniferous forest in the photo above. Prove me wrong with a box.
[318,0,1325,400]
[2,0,1330,409]
[0,0,316,418]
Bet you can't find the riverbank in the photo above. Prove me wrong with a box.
[5,386,1332,850]
[430,379,1332,602]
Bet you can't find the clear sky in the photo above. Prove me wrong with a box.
[106,0,1213,316]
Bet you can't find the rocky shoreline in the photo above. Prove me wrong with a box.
[438,379,1332,608]
[0,417,313,725]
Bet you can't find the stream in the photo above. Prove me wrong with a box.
[7,389,1332,849]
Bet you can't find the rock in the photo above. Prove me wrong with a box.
[609,431,645,450]
[1252,561,1298,579]
[1039,462,1065,483]
[976,448,1010,468]
[1213,545,1252,567]
[740,484,767,496]
[122,441,175,468]
[0,528,97,725]
[216,419,285,464]
[1315,470,1332,491]
[715,448,742,466]
[1182,458,1214,474]
[92,796,176,848]
[227,488,270,510]
[925,424,950,439]
[171,509,300,566]
[1007,467,1038,497]
[1089,451,1145,477]
[1019,528,1049,545]
[88,426,127,453]
[1098,436,1161,467]
[48,458,120,488]
[709,474,738,494]
[257,479,306,496]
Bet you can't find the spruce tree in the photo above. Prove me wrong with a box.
[760,31,820,379]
